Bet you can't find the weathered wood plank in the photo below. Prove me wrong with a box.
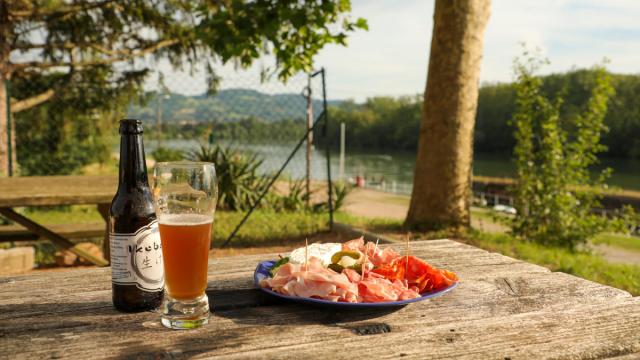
[0,175,116,207]
[2,290,638,359]
[0,222,105,242]
[207,298,640,360]
[1,239,637,360]
[0,208,108,267]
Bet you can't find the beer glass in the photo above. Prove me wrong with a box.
[153,162,217,329]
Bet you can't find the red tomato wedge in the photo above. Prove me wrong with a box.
[371,255,458,293]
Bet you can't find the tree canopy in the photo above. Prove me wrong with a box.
[1,0,367,175]
[4,0,367,111]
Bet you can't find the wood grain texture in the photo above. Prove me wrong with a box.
[0,208,108,266]
[0,222,104,242]
[0,175,116,207]
[0,239,637,360]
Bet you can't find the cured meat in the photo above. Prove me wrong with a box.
[342,237,401,268]
[260,257,359,302]
[358,272,420,302]
[261,238,458,303]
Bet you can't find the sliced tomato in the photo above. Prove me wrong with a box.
[371,255,458,293]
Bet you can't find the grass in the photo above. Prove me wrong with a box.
[23,205,103,224]
[471,207,513,226]
[592,233,640,253]
[212,210,331,247]
[465,230,640,296]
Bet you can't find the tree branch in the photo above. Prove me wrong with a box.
[10,89,56,113]
[11,39,179,71]
[8,0,118,20]
[13,41,78,51]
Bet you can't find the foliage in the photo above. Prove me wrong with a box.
[7,0,366,97]
[12,71,127,175]
[150,147,184,163]
[149,118,307,144]
[476,70,640,159]
[330,182,351,212]
[320,96,423,150]
[608,205,640,237]
[128,88,329,125]
[6,0,366,175]
[189,145,269,211]
[135,70,628,160]
[510,54,615,249]
[266,179,311,212]
[311,181,352,213]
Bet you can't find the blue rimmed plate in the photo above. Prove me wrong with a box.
[254,260,458,308]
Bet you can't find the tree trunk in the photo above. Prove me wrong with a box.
[405,0,491,231]
[0,0,9,176]
[0,76,7,177]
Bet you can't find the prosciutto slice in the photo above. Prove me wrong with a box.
[260,257,359,302]
[342,237,401,268]
[261,238,458,303]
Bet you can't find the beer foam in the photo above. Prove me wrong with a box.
[158,214,213,226]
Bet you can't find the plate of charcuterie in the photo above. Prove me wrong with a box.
[254,237,458,307]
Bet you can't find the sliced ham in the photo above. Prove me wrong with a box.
[261,239,458,303]
[260,257,359,302]
[343,237,401,268]
[358,274,421,302]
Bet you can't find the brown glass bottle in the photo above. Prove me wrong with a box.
[110,119,164,312]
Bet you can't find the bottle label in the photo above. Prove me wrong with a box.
[110,221,164,292]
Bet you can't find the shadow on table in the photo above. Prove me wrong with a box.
[113,329,246,360]
[208,288,405,327]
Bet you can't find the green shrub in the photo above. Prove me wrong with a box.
[189,145,269,211]
[511,53,615,250]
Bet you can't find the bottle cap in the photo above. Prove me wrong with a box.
[119,119,144,134]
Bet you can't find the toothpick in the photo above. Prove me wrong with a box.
[362,244,368,279]
[304,238,309,272]
[405,233,411,275]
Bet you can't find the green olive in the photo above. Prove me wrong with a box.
[330,250,361,265]
[328,263,344,273]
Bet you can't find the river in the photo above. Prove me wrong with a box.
[147,140,640,192]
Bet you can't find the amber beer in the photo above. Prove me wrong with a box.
[109,119,164,312]
[158,215,212,300]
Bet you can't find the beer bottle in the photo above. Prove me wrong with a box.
[110,119,164,312]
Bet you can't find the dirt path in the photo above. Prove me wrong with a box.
[592,244,640,265]
[343,188,409,220]
[344,188,508,233]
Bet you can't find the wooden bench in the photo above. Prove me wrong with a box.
[0,175,116,266]
[0,223,105,243]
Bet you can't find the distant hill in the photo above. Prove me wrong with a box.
[127,88,339,123]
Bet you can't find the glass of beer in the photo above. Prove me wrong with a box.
[153,161,217,329]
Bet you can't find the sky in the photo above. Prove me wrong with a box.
[154,0,640,101]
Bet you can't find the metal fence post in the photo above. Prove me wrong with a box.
[5,80,12,177]
[320,68,333,229]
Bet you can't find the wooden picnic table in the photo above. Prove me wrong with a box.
[1,239,638,359]
[0,175,117,266]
